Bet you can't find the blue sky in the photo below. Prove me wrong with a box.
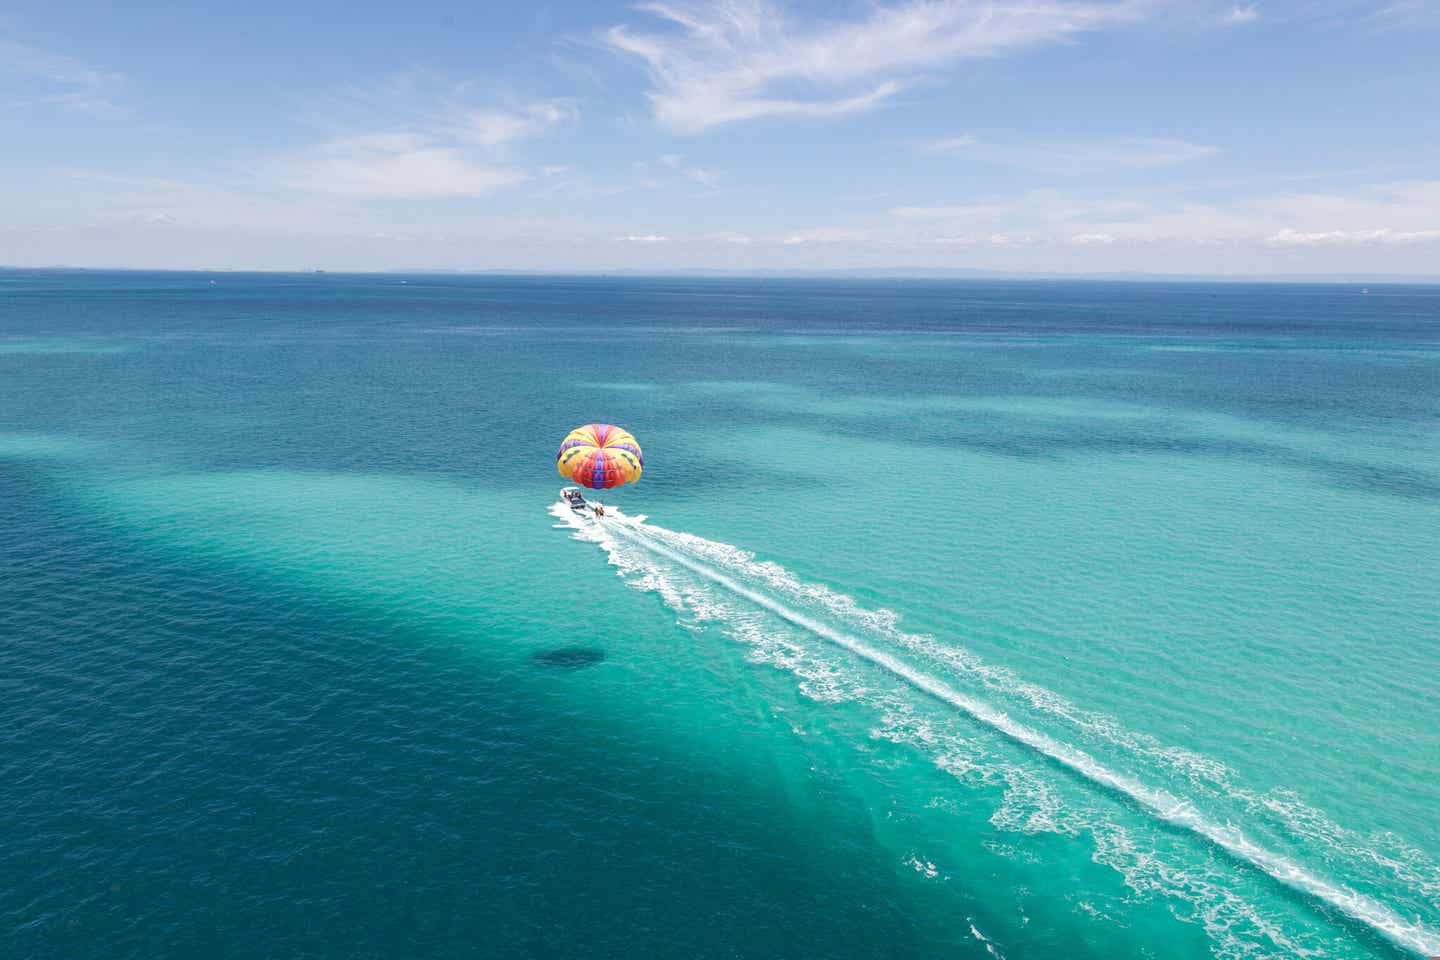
[2,0,1438,273]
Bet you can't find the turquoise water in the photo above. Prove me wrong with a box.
[2,271,1437,959]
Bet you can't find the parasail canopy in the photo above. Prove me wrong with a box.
[556,424,643,490]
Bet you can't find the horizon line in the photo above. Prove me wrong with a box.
[4,264,1440,285]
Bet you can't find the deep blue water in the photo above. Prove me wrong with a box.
[2,271,1438,959]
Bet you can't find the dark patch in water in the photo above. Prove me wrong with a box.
[531,646,606,670]
[1316,459,1440,501]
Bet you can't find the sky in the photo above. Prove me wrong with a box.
[2,0,1438,275]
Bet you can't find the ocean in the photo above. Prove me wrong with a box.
[2,270,1437,959]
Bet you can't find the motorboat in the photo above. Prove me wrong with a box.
[559,486,605,516]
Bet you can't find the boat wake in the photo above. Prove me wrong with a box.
[551,503,1440,959]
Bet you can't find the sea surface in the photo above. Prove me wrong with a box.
[2,270,1437,960]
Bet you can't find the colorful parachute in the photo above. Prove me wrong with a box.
[556,424,643,490]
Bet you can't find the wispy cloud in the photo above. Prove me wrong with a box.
[280,133,529,199]
[1266,227,1440,246]
[1069,231,1117,244]
[922,135,1220,174]
[1357,0,1439,32]
[447,101,577,149]
[528,171,634,200]
[278,84,575,199]
[925,134,977,153]
[620,153,727,195]
[1221,4,1260,25]
[776,227,876,245]
[1273,0,1439,34]
[300,75,575,145]
[0,37,122,111]
[888,179,1440,246]
[891,199,1020,221]
[605,0,1145,132]
[685,166,719,188]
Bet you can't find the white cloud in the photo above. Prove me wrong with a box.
[885,179,1440,248]
[621,234,670,243]
[275,85,574,200]
[776,227,876,245]
[282,133,528,198]
[685,166,719,188]
[0,37,122,111]
[301,76,576,150]
[1265,227,1440,246]
[605,0,1144,132]
[1221,5,1260,24]
[921,135,1220,174]
[451,101,575,149]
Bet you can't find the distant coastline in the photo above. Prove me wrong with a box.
[3,265,1439,285]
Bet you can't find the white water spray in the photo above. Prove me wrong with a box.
[555,504,1440,957]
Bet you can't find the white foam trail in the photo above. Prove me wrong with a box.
[628,513,1440,923]
[967,918,1005,958]
[639,521,1235,786]
[559,505,1440,957]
